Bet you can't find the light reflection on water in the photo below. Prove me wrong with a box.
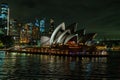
[0,51,120,80]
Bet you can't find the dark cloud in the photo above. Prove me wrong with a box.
[20,0,36,8]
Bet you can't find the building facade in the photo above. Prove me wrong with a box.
[0,3,9,35]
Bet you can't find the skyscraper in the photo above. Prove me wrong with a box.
[48,18,55,37]
[0,3,9,35]
[40,18,45,33]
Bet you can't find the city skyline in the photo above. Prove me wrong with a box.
[0,0,120,38]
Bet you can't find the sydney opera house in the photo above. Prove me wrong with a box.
[40,22,97,48]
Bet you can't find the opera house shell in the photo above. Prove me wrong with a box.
[40,22,97,47]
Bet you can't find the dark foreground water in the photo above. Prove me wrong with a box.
[0,51,120,80]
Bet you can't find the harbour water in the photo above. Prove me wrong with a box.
[0,51,120,80]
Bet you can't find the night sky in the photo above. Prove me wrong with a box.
[1,0,120,38]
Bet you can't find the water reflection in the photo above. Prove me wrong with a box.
[0,52,119,79]
[69,58,76,71]
[85,60,92,80]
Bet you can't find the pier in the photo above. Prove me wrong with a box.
[7,47,108,57]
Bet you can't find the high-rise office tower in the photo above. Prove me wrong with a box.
[48,18,55,37]
[40,18,45,33]
[0,3,9,35]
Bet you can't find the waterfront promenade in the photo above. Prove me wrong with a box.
[4,46,109,57]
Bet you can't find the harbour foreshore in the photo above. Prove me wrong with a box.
[2,46,108,57]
